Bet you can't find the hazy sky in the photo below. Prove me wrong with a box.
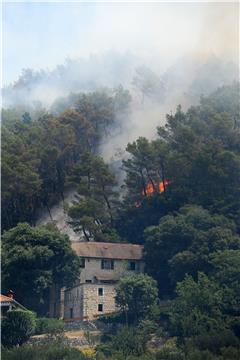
[2,1,239,85]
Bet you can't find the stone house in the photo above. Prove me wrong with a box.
[50,241,144,321]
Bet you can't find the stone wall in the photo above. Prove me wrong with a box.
[79,258,144,283]
[64,283,117,320]
[64,284,84,320]
[83,283,116,319]
[50,256,145,320]
[49,284,64,318]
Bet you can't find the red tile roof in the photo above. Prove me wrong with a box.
[0,294,27,310]
[0,295,13,302]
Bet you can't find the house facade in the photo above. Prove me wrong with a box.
[50,242,144,321]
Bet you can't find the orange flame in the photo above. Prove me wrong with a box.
[135,180,171,208]
[142,180,171,196]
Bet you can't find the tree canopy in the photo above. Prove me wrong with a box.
[115,274,158,323]
[1,88,131,232]
[1,223,80,314]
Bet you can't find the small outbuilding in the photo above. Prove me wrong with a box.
[0,292,27,317]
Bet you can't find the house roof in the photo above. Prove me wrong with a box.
[0,295,13,303]
[71,242,143,260]
[0,294,27,310]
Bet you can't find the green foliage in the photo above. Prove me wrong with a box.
[97,326,150,359]
[209,250,240,318]
[68,151,120,242]
[170,273,224,339]
[35,317,64,335]
[112,327,147,358]
[144,205,240,295]
[97,311,126,324]
[2,223,80,314]
[1,342,93,360]
[169,272,240,354]
[138,319,159,334]
[115,274,158,323]
[2,81,240,357]
[117,83,240,244]
[155,338,185,360]
[191,330,239,353]
[1,310,36,347]
[2,88,131,232]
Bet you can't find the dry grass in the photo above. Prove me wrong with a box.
[65,330,101,338]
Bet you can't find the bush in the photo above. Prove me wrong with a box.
[96,326,149,358]
[96,343,113,358]
[192,330,240,353]
[35,317,64,335]
[112,326,149,357]
[2,310,36,347]
[1,343,93,360]
[138,319,158,335]
[156,338,185,360]
[98,311,125,324]
[220,346,240,360]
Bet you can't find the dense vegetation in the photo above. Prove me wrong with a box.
[1,82,240,358]
[1,223,80,314]
[2,342,92,360]
[2,86,131,231]
[2,310,36,347]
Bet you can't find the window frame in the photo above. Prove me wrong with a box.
[98,304,103,312]
[79,257,85,268]
[98,287,104,296]
[129,261,136,271]
[101,259,114,270]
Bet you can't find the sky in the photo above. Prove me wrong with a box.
[2,1,239,85]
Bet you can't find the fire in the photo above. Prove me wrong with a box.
[135,180,171,208]
[142,180,171,196]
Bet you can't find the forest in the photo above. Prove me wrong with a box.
[2,79,240,359]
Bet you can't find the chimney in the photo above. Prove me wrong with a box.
[7,290,14,299]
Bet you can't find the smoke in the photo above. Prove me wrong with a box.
[3,2,239,235]
[3,1,239,169]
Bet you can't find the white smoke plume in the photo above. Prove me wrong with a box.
[2,1,239,236]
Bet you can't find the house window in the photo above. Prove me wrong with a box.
[128,261,136,271]
[80,258,85,268]
[70,308,73,318]
[98,288,103,296]
[101,259,114,270]
[86,279,92,283]
[98,304,103,312]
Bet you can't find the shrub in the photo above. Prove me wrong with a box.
[192,330,240,353]
[1,343,93,360]
[96,342,114,358]
[220,346,240,360]
[156,338,185,360]
[35,317,64,335]
[112,326,149,357]
[98,311,125,324]
[2,310,36,347]
[138,319,158,335]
